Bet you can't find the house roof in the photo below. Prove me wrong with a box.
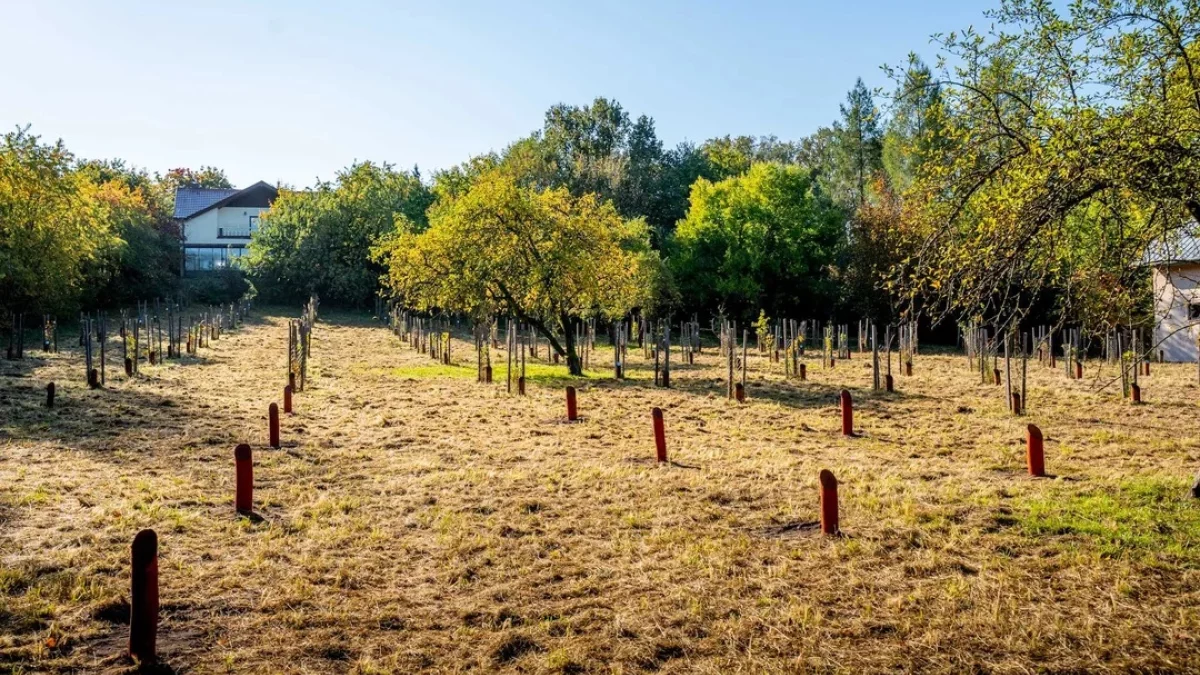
[1145,229,1200,266]
[173,187,240,219]
[173,181,278,220]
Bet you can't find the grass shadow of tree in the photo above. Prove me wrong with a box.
[1,372,201,447]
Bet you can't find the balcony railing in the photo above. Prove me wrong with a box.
[218,227,252,239]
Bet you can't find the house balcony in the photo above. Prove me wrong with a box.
[218,227,253,239]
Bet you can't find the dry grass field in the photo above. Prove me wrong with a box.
[2,309,1199,673]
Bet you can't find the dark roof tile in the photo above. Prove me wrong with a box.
[173,187,240,219]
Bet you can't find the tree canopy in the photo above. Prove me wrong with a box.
[373,168,659,374]
[894,0,1200,331]
[671,163,844,318]
[0,128,186,314]
[246,162,433,306]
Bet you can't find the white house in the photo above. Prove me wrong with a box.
[1148,232,1200,362]
[174,181,278,274]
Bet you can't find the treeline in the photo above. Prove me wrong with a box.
[9,0,1196,347]
[0,126,235,315]
[254,0,1200,348]
[246,76,935,324]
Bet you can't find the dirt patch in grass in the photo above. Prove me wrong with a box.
[2,308,1200,672]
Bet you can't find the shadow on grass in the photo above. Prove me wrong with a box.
[551,357,933,413]
[331,314,930,412]
[0,375,192,447]
[0,352,53,380]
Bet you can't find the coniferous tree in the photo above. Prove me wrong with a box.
[833,78,884,207]
[882,57,947,193]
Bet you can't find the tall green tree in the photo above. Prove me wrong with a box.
[700,136,757,179]
[671,163,845,318]
[796,126,839,194]
[542,97,631,200]
[616,114,664,226]
[644,141,713,246]
[832,79,885,207]
[699,135,805,182]
[247,162,433,305]
[882,56,947,192]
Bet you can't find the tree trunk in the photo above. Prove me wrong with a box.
[561,316,583,376]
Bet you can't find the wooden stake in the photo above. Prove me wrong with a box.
[840,390,853,437]
[819,469,839,535]
[235,444,253,513]
[129,529,158,664]
[269,403,280,448]
[652,407,667,463]
[1027,424,1045,477]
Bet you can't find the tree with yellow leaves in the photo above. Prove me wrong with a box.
[0,128,117,314]
[373,169,661,375]
[893,0,1200,332]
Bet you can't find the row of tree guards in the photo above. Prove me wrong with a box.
[384,307,458,367]
[287,295,318,394]
[124,296,319,666]
[67,299,252,388]
[376,301,930,404]
[29,298,254,427]
[373,300,1174,414]
[713,318,921,399]
[961,322,1164,410]
[4,301,253,366]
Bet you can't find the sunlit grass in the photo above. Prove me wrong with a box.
[1015,477,1200,562]
[352,358,629,384]
[5,312,1200,671]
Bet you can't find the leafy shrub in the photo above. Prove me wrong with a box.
[181,269,252,306]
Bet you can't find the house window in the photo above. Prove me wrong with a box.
[184,246,248,272]
[249,215,260,232]
[1190,303,1200,320]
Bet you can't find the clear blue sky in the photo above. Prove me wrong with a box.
[1,0,994,189]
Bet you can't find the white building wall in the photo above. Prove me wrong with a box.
[1153,263,1200,362]
[216,206,265,235]
[183,206,268,245]
[182,210,220,245]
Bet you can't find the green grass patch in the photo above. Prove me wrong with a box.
[1015,477,1200,563]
